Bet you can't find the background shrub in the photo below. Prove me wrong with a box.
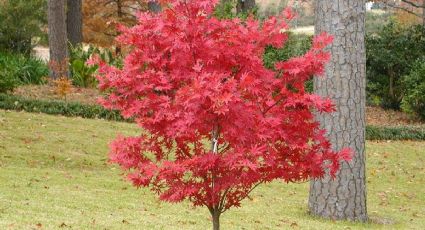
[0,0,47,55]
[366,22,425,109]
[263,33,312,91]
[0,52,48,86]
[401,59,425,120]
[0,66,19,93]
[69,44,122,88]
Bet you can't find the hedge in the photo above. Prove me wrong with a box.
[366,125,425,141]
[1,93,424,140]
[0,93,127,122]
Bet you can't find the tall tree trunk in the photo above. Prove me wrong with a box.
[148,1,161,13]
[422,0,425,27]
[309,0,367,222]
[66,0,83,46]
[236,0,256,14]
[48,0,69,79]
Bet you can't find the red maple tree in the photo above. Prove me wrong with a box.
[92,1,351,229]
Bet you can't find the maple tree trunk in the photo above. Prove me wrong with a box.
[209,208,220,230]
[209,126,220,230]
[309,0,367,222]
[66,0,83,46]
[48,0,69,79]
[236,0,256,14]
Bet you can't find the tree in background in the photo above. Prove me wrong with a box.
[82,0,147,52]
[377,0,425,26]
[236,0,256,14]
[0,0,47,55]
[48,0,68,78]
[309,0,367,221]
[66,0,83,45]
[93,1,351,229]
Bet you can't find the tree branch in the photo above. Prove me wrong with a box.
[400,0,424,9]
[384,2,421,17]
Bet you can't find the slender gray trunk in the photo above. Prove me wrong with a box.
[48,0,69,79]
[209,126,220,230]
[66,0,83,46]
[309,0,367,222]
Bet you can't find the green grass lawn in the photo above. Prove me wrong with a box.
[0,110,424,229]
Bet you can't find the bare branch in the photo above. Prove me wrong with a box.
[384,2,422,17]
[400,0,424,9]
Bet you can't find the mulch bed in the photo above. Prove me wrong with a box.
[11,85,424,127]
[12,85,100,105]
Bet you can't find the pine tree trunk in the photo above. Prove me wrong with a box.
[236,0,256,14]
[422,0,425,27]
[309,0,367,222]
[48,0,69,79]
[66,0,83,46]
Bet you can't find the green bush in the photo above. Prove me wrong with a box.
[401,60,425,120]
[366,126,425,141]
[0,52,48,85]
[214,0,258,20]
[366,22,425,109]
[263,33,312,69]
[0,0,47,55]
[263,33,312,92]
[0,68,19,93]
[69,44,123,88]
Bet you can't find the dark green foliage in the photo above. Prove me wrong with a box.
[0,67,19,93]
[0,0,47,55]
[366,22,425,109]
[0,52,48,92]
[214,0,236,19]
[0,93,127,122]
[366,126,425,141]
[263,33,312,69]
[69,45,99,88]
[214,0,258,20]
[402,60,425,120]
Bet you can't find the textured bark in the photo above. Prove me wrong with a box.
[66,0,83,45]
[48,0,69,79]
[148,1,161,13]
[422,0,425,27]
[236,0,256,14]
[309,0,367,222]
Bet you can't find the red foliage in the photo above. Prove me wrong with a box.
[93,0,351,217]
